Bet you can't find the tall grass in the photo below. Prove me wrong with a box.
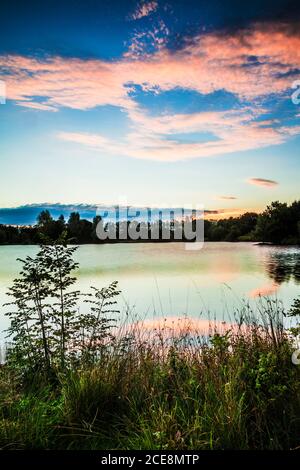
[0,301,299,450]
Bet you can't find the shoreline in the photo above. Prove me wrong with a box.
[0,240,299,247]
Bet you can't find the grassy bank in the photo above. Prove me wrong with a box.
[1,241,299,450]
[0,309,299,450]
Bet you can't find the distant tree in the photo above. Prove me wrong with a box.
[1,201,299,246]
[208,224,227,241]
[58,214,66,226]
[67,212,94,243]
[255,201,296,244]
[0,227,7,244]
[68,212,81,241]
[55,214,66,238]
[37,210,53,226]
[225,226,240,242]
[91,215,102,242]
[68,212,80,225]
[36,210,65,241]
[237,212,258,235]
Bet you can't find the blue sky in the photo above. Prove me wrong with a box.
[0,0,299,218]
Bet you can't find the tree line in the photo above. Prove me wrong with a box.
[0,200,300,245]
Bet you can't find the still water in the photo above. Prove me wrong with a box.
[0,242,300,335]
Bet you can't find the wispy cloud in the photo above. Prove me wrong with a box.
[216,196,238,200]
[15,101,57,112]
[130,1,158,21]
[124,19,169,58]
[247,178,279,187]
[58,108,297,161]
[58,132,111,148]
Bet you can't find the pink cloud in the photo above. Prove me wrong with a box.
[1,22,300,161]
[247,178,279,187]
[2,23,299,110]
[119,22,300,98]
[125,19,169,59]
[130,1,158,20]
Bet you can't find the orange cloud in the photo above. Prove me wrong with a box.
[247,178,279,187]
[206,208,249,220]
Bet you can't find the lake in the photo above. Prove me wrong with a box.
[0,242,300,338]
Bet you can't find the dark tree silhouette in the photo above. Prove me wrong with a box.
[0,201,299,245]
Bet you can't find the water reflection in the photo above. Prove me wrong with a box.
[248,282,279,298]
[1,243,300,335]
[265,250,300,285]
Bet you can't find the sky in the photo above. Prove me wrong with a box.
[0,0,300,219]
